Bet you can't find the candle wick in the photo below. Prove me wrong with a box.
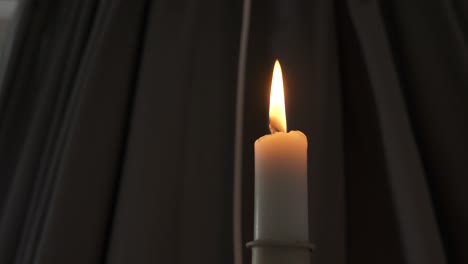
[269,117,285,134]
[269,123,278,134]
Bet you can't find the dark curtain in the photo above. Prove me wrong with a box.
[0,0,467,263]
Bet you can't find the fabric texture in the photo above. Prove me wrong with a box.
[0,0,467,263]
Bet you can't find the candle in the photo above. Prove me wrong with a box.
[252,60,309,261]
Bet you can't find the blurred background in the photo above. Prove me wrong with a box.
[0,0,16,46]
[0,0,467,264]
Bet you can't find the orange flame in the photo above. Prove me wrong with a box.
[269,60,287,133]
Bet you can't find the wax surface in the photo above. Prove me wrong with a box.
[254,130,308,241]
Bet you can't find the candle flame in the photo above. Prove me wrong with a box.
[269,60,287,133]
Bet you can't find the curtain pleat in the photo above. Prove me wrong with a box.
[381,1,468,262]
[15,1,101,263]
[0,1,100,263]
[346,0,447,263]
[103,0,241,263]
[32,1,149,263]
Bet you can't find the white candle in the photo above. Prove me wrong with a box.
[254,60,309,242]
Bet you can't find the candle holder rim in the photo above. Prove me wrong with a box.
[246,239,315,252]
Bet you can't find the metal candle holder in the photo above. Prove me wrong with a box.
[247,239,315,264]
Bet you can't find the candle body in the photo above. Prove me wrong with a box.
[254,130,308,241]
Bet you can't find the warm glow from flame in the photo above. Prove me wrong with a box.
[269,60,287,133]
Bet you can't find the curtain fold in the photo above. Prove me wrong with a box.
[380,1,468,262]
[0,0,467,263]
[103,0,241,263]
[346,0,447,263]
[0,0,101,263]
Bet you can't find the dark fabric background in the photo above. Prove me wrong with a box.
[0,0,467,263]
